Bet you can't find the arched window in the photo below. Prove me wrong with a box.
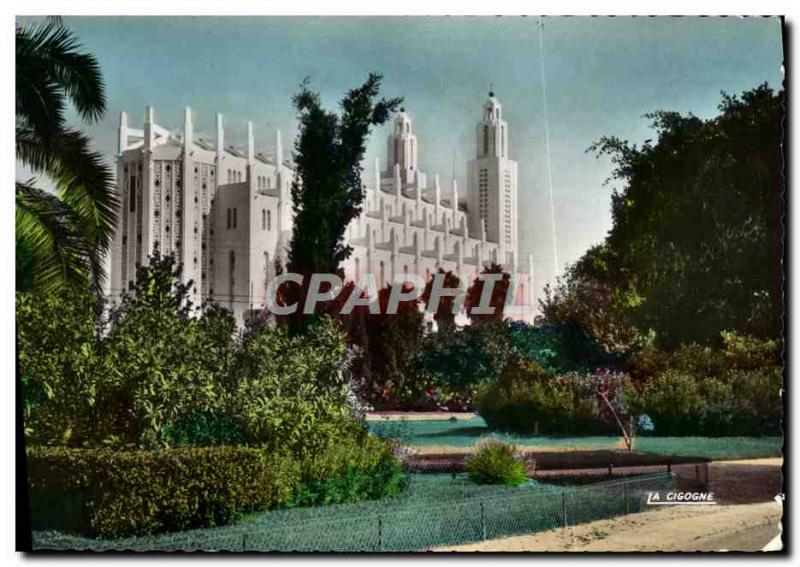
[267,177,272,189]
[379,261,385,289]
[262,209,266,230]
[227,169,232,183]
[267,210,272,231]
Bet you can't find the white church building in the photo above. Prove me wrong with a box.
[108,92,535,324]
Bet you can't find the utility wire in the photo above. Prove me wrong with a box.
[538,18,560,277]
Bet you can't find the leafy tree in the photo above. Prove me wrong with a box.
[543,85,783,348]
[102,253,231,447]
[284,73,402,333]
[16,20,116,293]
[465,262,511,326]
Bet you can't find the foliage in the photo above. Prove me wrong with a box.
[17,287,103,443]
[27,446,300,537]
[99,253,236,448]
[163,411,246,447]
[479,356,615,435]
[284,73,402,333]
[19,252,361,453]
[228,314,359,457]
[507,320,623,375]
[465,440,528,486]
[16,20,116,293]
[621,333,782,435]
[542,85,784,348]
[292,433,406,506]
[465,263,511,326]
[421,269,463,333]
[341,283,427,410]
[411,323,513,410]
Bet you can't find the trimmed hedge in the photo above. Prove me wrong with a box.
[27,446,299,538]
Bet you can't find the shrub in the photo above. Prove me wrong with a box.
[411,323,513,410]
[228,315,357,454]
[26,446,300,537]
[479,356,612,434]
[17,289,104,444]
[292,433,406,506]
[466,440,528,486]
[621,367,782,436]
[164,411,246,447]
[621,333,783,436]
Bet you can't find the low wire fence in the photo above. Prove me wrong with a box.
[33,472,676,552]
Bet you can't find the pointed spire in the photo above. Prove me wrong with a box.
[118,110,128,154]
[183,106,193,151]
[451,177,458,211]
[275,129,283,166]
[434,174,440,210]
[247,121,254,165]
[144,106,155,149]
[216,113,224,156]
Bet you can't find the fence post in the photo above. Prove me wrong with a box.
[608,463,613,478]
[480,501,487,541]
[561,492,567,529]
[667,462,672,474]
[377,517,383,552]
[242,533,247,552]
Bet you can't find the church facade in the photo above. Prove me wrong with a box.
[108,93,534,324]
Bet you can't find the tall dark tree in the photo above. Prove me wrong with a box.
[283,73,402,333]
[16,20,116,293]
[543,84,784,348]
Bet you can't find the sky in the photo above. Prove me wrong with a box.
[17,16,784,303]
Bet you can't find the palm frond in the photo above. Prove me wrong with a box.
[16,180,91,294]
[16,21,106,136]
[16,125,117,288]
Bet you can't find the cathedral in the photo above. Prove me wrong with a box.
[108,92,535,324]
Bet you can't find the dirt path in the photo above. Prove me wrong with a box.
[436,500,783,552]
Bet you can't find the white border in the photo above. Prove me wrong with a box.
[2,3,794,566]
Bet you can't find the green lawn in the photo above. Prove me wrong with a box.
[367,417,782,460]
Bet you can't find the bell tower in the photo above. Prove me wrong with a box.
[385,108,418,184]
[467,91,518,264]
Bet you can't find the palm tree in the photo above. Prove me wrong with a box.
[16,19,116,293]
